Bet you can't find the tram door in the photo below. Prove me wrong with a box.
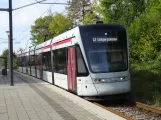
[26,60,28,74]
[67,47,77,93]
[39,54,43,79]
[26,56,29,74]
[25,56,28,74]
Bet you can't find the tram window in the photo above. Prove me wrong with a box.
[76,46,88,76]
[25,56,27,67]
[21,56,23,67]
[26,56,29,67]
[35,54,41,70]
[24,56,27,67]
[42,54,46,71]
[18,57,22,67]
[30,55,35,69]
[35,55,38,70]
[42,51,51,72]
[22,56,25,67]
[54,48,67,74]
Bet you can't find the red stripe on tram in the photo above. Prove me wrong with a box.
[42,38,72,50]
[52,38,72,47]
[42,45,50,50]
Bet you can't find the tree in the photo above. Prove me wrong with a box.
[83,11,97,25]
[30,16,54,45]
[83,0,161,62]
[101,0,146,28]
[0,50,8,68]
[48,13,73,36]
[129,0,161,61]
[1,49,9,63]
[30,13,73,45]
[83,0,104,25]
[66,0,91,25]
[0,49,18,69]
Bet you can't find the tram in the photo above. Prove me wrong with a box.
[17,22,131,100]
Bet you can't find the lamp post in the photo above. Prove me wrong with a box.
[6,30,13,86]
[6,31,10,79]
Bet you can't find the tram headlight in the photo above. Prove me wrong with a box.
[93,76,128,83]
[120,76,128,81]
[93,79,111,83]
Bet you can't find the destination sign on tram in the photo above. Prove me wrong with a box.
[92,37,117,43]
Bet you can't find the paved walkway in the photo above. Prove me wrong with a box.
[0,73,102,120]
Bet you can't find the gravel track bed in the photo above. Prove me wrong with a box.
[98,101,161,120]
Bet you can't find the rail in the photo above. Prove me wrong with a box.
[94,102,132,120]
[136,102,161,115]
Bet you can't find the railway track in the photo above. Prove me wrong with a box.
[94,101,161,120]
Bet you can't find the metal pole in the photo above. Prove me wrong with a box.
[9,0,14,86]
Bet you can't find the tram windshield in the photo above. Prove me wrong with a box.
[80,25,128,73]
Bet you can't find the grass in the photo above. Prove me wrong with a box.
[131,61,161,106]
[153,91,161,106]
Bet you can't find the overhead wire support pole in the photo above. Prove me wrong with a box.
[9,0,14,86]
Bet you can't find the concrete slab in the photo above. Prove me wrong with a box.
[0,72,126,120]
[16,72,126,120]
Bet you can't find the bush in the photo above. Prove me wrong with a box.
[131,60,161,106]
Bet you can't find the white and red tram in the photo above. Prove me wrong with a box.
[17,23,131,100]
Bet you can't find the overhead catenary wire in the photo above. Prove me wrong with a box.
[24,36,30,50]
[18,34,31,42]
[12,0,48,11]
[19,0,58,50]
[39,2,71,5]
[13,0,72,40]
[14,1,57,41]
[0,38,15,41]
[21,7,68,51]
[0,38,8,40]
[14,3,55,40]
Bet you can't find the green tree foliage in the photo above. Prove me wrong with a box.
[0,49,18,69]
[83,11,96,25]
[129,0,161,61]
[1,49,9,62]
[95,0,161,62]
[30,13,73,45]
[31,16,53,45]
[48,13,72,36]
[0,50,8,68]
[83,1,104,25]
[30,0,161,63]
[101,0,146,27]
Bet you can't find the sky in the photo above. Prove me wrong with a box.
[0,0,67,55]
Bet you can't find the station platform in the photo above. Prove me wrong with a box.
[0,72,125,120]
